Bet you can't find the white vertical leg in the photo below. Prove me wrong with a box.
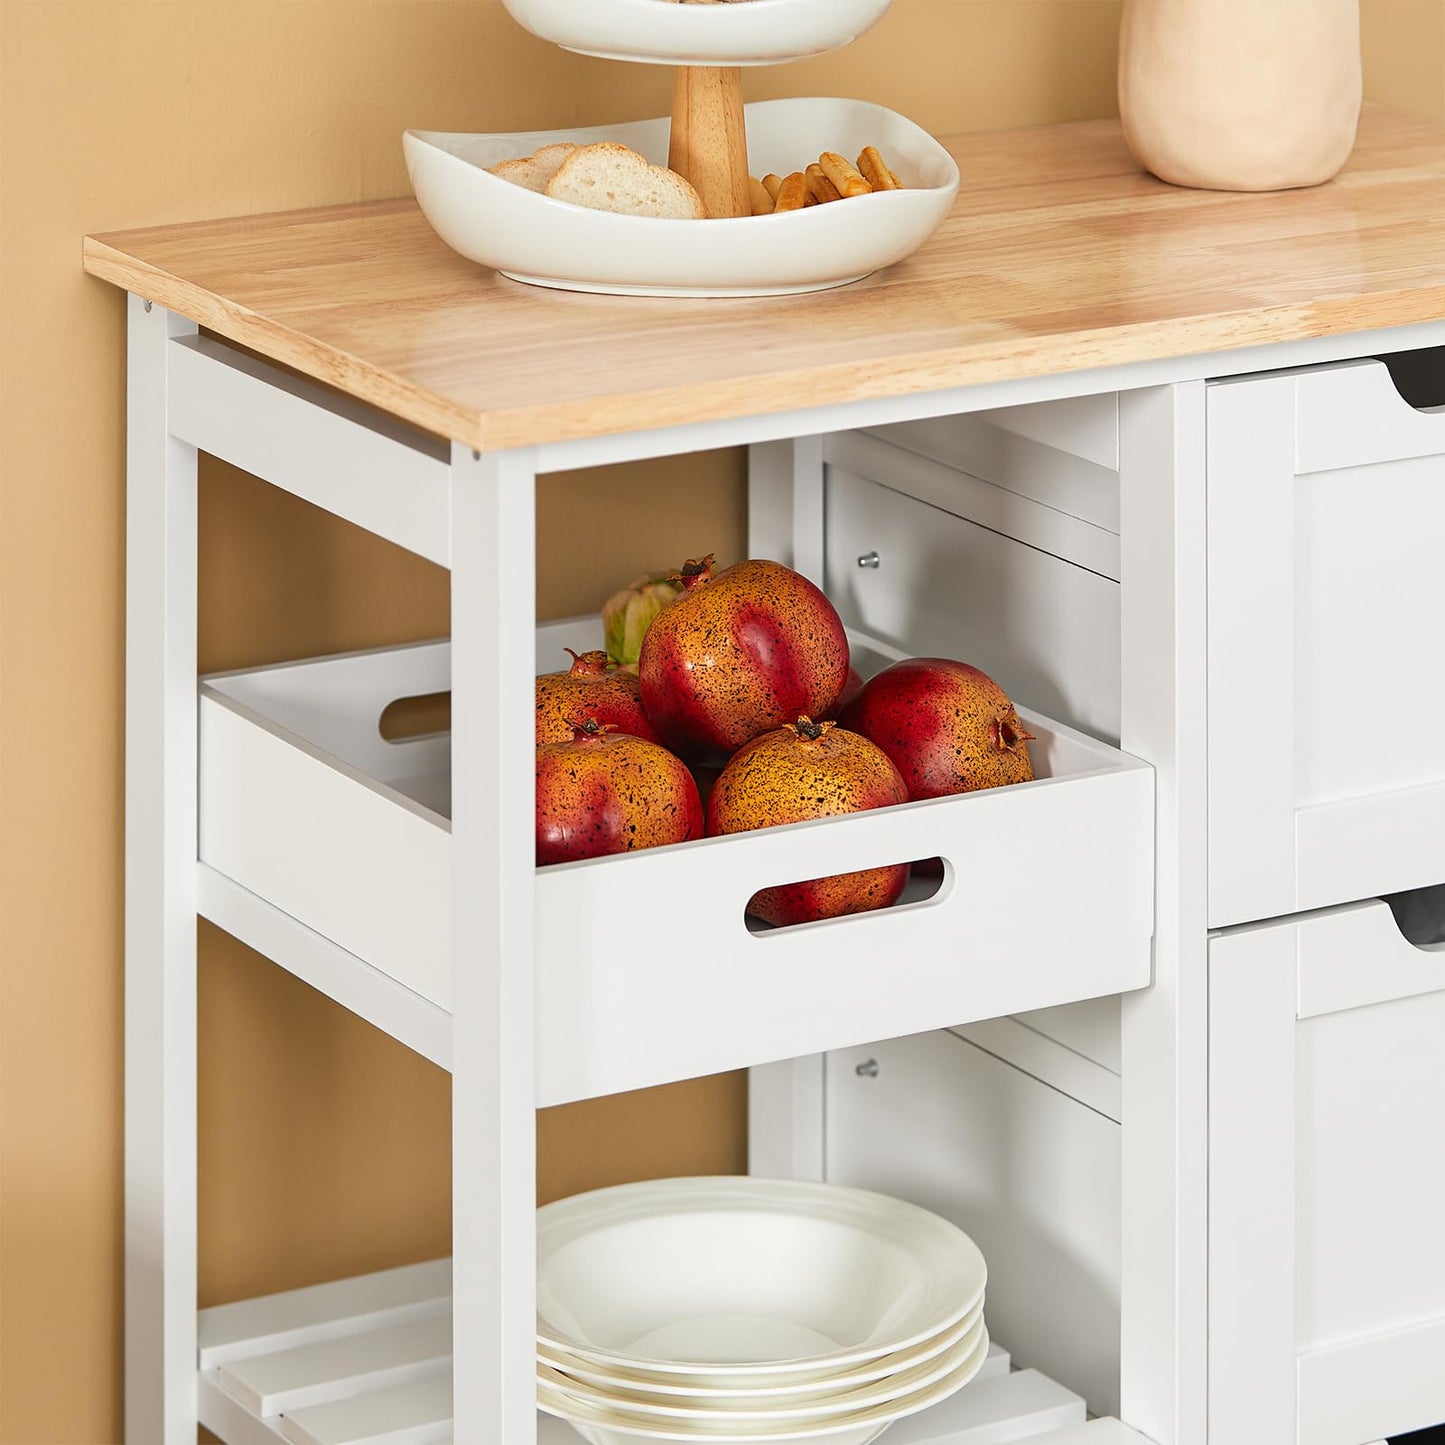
[748,1056,826,1180]
[745,435,825,582]
[450,444,538,1445]
[1117,382,1209,1445]
[746,436,828,1179]
[125,296,200,1444]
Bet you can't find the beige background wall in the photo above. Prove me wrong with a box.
[0,2,1439,1440]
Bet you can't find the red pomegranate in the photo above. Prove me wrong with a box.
[822,667,865,720]
[841,658,1035,798]
[535,648,657,745]
[536,720,702,866]
[639,555,850,764]
[707,717,909,925]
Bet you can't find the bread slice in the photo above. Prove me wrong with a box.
[488,142,577,194]
[545,143,706,220]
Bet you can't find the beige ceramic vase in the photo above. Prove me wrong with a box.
[1119,0,1362,191]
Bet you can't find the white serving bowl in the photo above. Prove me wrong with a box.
[537,1326,989,1444]
[537,1300,982,1399]
[404,98,959,297]
[499,0,892,66]
[538,1314,984,1421]
[536,1178,986,1376]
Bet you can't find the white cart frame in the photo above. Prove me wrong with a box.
[124,290,1445,1445]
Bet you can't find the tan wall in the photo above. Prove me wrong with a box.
[0,2,1437,1441]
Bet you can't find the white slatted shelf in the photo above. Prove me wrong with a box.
[195,1261,1154,1445]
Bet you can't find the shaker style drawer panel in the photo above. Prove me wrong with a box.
[1208,357,1445,927]
[1209,896,1445,1445]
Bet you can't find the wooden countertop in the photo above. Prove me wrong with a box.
[85,105,1445,451]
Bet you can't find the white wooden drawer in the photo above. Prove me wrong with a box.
[198,617,1153,1107]
[1209,895,1445,1445]
[1209,357,1445,926]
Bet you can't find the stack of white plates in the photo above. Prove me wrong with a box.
[537,1177,989,1445]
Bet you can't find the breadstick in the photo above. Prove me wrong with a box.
[805,163,842,204]
[819,151,872,198]
[857,146,903,191]
[749,176,775,215]
[773,171,808,212]
[762,173,783,201]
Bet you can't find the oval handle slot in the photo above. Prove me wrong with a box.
[379,690,451,742]
[744,856,949,935]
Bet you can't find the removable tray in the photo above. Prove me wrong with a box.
[404,99,959,298]
[198,619,1154,1105]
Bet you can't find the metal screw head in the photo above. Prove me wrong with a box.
[855,1058,880,1078]
[857,551,881,569]
[143,299,153,313]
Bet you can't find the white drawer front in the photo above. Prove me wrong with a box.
[1209,358,1445,926]
[1209,898,1445,1445]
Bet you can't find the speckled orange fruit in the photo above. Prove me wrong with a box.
[536,720,702,866]
[707,717,909,926]
[535,648,658,745]
[841,658,1035,798]
[638,555,850,764]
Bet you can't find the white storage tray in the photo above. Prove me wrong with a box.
[404,100,958,298]
[499,0,891,67]
[198,619,1154,1105]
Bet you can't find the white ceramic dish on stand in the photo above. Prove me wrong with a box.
[404,99,959,297]
[499,0,892,66]
[537,1302,982,1399]
[538,1327,989,1445]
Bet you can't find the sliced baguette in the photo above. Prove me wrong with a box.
[545,143,706,220]
[489,142,577,194]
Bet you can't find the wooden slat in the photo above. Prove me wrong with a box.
[280,1375,452,1445]
[199,1260,451,1371]
[217,1317,452,1417]
[83,107,1445,451]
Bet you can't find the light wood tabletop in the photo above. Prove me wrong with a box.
[85,105,1445,451]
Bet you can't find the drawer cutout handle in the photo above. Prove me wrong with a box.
[1379,348,1445,412]
[746,856,948,936]
[380,691,451,743]
[1384,882,1445,953]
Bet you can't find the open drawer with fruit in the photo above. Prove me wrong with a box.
[198,455,1154,1108]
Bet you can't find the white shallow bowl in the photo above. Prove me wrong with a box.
[500,0,892,66]
[404,98,959,297]
[539,1325,989,1445]
[536,1178,986,1376]
[539,1314,985,1421]
[537,1300,982,1399]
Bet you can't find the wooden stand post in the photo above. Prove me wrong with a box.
[669,66,750,219]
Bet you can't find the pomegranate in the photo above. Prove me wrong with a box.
[536,720,702,866]
[535,648,657,745]
[841,658,1035,798]
[707,717,909,925]
[822,667,865,720]
[639,555,851,764]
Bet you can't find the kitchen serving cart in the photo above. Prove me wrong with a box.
[87,105,1445,1445]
